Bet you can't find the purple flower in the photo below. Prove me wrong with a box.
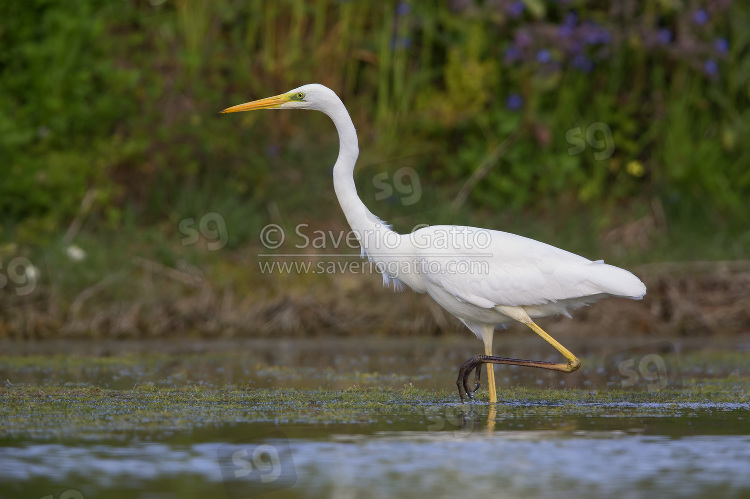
[703,58,718,76]
[558,24,574,39]
[536,49,552,63]
[504,45,521,62]
[396,1,411,16]
[580,22,611,45]
[572,54,594,73]
[564,12,578,27]
[514,30,533,48]
[506,94,523,111]
[657,29,672,45]
[693,9,708,25]
[715,38,729,54]
[568,40,583,54]
[508,1,524,19]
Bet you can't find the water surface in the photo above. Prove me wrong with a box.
[1,337,748,498]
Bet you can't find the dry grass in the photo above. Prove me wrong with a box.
[2,259,749,340]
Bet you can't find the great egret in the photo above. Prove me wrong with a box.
[222,84,647,403]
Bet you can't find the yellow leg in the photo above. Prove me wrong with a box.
[457,313,580,403]
[525,320,581,372]
[484,342,497,404]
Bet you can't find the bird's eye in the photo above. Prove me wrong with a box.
[290,92,305,101]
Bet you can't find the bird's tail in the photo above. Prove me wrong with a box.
[586,260,647,299]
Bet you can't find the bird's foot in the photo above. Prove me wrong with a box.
[473,363,482,394]
[455,355,485,402]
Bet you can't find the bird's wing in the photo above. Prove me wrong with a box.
[412,225,646,309]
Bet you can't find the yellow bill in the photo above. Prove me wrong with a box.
[220,94,288,113]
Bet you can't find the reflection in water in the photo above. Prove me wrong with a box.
[487,404,497,433]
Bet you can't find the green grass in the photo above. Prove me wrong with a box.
[2,1,749,341]
[2,0,748,244]
[1,347,748,440]
[2,381,747,441]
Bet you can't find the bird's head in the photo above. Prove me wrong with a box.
[220,84,340,114]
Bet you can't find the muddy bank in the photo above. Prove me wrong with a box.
[1,260,748,340]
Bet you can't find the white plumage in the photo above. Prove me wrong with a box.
[222,83,647,403]
[412,225,645,313]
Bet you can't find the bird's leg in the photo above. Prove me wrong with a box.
[456,342,496,403]
[524,320,581,372]
[484,342,497,404]
[457,356,499,402]
[457,353,581,402]
[495,307,581,373]
[455,320,581,402]
[456,323,498,402]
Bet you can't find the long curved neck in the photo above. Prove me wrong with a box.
[324,99,396,245]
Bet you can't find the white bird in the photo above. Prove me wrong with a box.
[222,84,647,403]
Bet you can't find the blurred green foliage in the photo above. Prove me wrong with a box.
[1,0,748,250]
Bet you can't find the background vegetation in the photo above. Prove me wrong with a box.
[1,0,748,339]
